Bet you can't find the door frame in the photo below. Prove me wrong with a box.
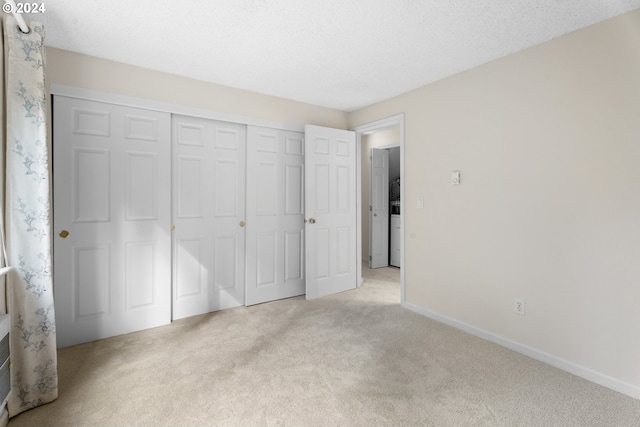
[352,114,405,304]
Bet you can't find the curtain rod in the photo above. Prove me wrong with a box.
[4,0,30,33]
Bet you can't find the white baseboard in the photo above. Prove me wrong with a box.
[402,301,640,400]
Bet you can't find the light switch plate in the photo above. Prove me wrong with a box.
[451,171,461,185]
[417,197,424,209]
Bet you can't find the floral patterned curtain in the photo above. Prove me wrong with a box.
[1,16,58,417]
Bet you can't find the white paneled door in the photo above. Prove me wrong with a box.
[172,115,246,319]
[304,125,357,299]
[245,126,305,305]
[370,148,389,268]
[53,96,172,348]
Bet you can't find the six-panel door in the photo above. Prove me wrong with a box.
[245,126,305,305]
[172,115,246,319]
[304,125,357,299]
[53,96,172,348]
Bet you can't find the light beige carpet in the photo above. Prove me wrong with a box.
[9,266,640,426]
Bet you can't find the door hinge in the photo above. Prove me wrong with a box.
[369,205,372,211]
[369,255,372,261]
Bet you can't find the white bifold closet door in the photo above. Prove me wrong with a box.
[172,115,246,320]
[53,96,172,348]
[245,126,305,305]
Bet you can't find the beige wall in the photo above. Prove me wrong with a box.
[45,47,348,129]
[361,128,400,260]
[350,9,640,391]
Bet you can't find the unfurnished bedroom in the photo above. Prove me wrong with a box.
[1,1,640,426]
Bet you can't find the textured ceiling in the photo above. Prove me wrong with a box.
[24,0,640,111]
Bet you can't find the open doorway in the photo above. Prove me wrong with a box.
[353,114,405,303]
[363,135,400,268]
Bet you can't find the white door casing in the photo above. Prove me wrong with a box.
[245,126,305,305]
[172,115,246,319]
[304,125,357,299]
[369,148,389,268]
[53,96,172,348]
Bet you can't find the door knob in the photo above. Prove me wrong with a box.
[309,218,316,224]
[59,230,70,238]
[239,221,245,227]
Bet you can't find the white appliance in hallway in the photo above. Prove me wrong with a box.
[389,174,401,267]
[390,214,401,267]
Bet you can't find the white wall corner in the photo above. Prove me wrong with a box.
[402,301,640,401]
